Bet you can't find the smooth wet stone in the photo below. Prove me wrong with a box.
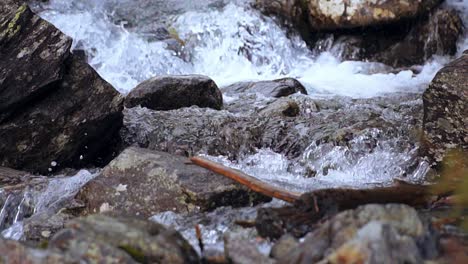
[222,78,307,98]
[125,75,223,110]
[0,1,124,174]
[76,147,269,217]
[423,51,468,164]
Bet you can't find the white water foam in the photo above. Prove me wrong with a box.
[0,170,98,240]
[31,0,468,96]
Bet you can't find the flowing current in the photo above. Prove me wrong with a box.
[1,0,467,249]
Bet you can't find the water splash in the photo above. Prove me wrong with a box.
[30,0,467,96]
[0,170,98,240]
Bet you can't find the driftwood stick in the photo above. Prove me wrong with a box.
[190,156,301,203]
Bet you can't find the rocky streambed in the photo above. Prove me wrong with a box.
[1,0,467,263]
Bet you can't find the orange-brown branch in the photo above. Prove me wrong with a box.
[190,156,301,203]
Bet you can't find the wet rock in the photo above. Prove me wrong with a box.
[224,233,275,264]
[280,204,437,263]
[269,234,298,260]
[222,78,307,98]
[125,75,223,110]
[258,98,301,118]
[122,106,263,159]
[0,1,124,174]
[0,55,123,174]
[257,0,462,67]
[423,51,468,164]
[123,94,424,178]
[255,0,442,31]
[0,1,72,122]
[375,9,463,67]
[49,214,199,264]
[77,147,269,217]
[0,167,31,186]
[22,211,73,245]
[0,238,74,264]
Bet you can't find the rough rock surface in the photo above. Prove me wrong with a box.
[0,0,71,122]
[0,166,32,186]
[50,214,199,264]
[256,0,462,67]
[0,1,124,174]
[224,233,275,264]
[277,204,437,263]
[255,0,442,30]
[375,9,463,67]
[77,147,269,217]
[125,75,223,110]
[1,214,200,263]
[0,238,75,264]
[122,94,424,178]
[222,78,307,98]
[423,52,468,164]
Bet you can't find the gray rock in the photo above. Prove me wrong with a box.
[76,147,269,217]
[49,214,199,264]
[22,211,73,245]
[0,1,124,174]
[125,75,223,111]
[0,1,72,122]
[0,238,75,264]
[222,78,307,98]
[270,234,298,260]
[280,204,435,263]
[2,214,200,263]
[122,94,424,178]
[224,233,275,264]
[423,51,468,164]
[0,167,32,186]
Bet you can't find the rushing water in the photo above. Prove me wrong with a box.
[1,0,467,250]
[29,0,467,96]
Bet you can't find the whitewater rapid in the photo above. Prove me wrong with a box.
[30,0,468,97]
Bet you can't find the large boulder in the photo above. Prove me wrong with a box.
[222,78,307,98]
[49,214,199,264]
[256,1,462,67]
[275,204,437,263]
[0,1,124,174]
[76,147,269,217]
[423,52,468,164]
[0,1,71,122]
[125,75,223,110]
[1,214,200,264]
[255,0,442,31]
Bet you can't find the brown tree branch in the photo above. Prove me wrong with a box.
[190,156,301,203]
